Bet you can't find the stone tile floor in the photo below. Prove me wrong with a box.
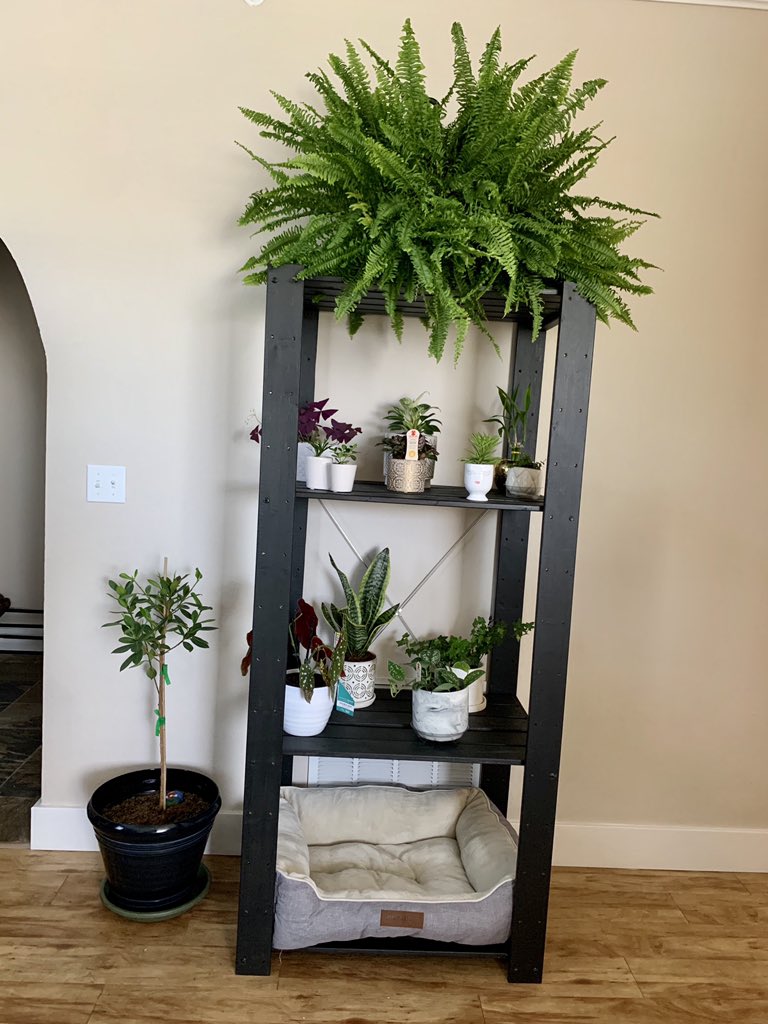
[0,654,42,842]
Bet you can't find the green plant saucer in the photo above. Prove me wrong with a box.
[99,863,211,922]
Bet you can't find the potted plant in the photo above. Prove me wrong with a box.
[484,385,543,496]
[330,442,359,493]
[88,561,219,920]
[321,548,399,707]
[249,398,361,485]
[380,432,436,494]
[461,433,500,502]
[382,395,441,488]
[443,617,534,713]
[388,634,484,742]
[238,21,656,363]
[304,428,335,490]
[241,598,346,737]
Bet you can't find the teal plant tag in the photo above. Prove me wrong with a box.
[336,681,355,716]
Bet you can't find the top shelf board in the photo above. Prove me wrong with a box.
[302,277,563,331]
[296,481,543,512]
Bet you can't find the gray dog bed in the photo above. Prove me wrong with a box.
[274,785,518,948]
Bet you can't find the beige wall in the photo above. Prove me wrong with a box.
[2,0,767,862]
[0,241,46,608]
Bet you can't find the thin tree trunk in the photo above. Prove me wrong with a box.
[158,556,169,810]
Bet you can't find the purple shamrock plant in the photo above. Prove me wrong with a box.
[249,398,361,455]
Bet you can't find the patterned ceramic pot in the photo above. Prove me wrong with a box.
[505,466,542,498]
[386,458,430,494]
[343,654,377,708]
[411,687,469,742]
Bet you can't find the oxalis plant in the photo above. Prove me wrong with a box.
[103,561,216,810]
[238,20,656,363]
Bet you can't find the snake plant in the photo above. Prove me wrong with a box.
[322,548,400,661]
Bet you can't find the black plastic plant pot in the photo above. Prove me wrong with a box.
[87,767,221,918]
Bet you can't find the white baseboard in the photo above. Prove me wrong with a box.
[30,802,243,856]
[30,804,768,872]
[553,821,768,872]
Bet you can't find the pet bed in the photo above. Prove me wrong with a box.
[274,785,517,949]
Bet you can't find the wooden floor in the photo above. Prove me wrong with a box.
[1,849,767,1023]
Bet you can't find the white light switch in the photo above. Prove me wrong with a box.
[87,465,126,503]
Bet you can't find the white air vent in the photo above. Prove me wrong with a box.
[307,757,479,788]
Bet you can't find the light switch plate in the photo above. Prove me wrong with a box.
[87,465,126,503]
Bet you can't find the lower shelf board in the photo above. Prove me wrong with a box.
[281,936,508,958]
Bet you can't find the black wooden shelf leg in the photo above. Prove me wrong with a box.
[507,285,596,983]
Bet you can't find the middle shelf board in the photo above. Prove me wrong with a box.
[282,692,528,765]
[295,481,543,512]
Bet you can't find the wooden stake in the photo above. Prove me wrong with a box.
[158,556,168,810]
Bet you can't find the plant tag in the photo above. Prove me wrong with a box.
[405,429,420,461]
[336,680,355,716]
[380,910,424,929]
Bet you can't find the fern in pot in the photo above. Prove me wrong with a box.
[238,20,656,363]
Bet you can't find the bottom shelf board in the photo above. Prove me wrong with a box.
[281,936,508,959]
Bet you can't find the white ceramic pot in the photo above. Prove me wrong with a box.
[411,687,469,742]
[283,670,335,737]
[464,463,494,502]
[295,441,314,482]
[330,463,357,493]
[305,455,331,490]
[453,665,486,713]
[343,654,376,707]
[505,466,542,498]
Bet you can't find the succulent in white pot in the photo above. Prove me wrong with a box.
[461,433,500,502]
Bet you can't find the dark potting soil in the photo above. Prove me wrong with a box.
[103,792,210,826]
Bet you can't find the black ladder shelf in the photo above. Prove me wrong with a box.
[237,266,596,982]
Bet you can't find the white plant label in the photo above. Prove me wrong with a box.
[405,429,420,461]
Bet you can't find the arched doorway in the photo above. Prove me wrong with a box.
[0,239,46,843]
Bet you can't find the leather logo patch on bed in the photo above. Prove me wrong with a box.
[380,910,424,929]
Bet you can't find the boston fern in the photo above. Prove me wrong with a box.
[238,20,656,362]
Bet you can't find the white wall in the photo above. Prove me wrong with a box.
[0,241,46,608]
[2,0,768,866]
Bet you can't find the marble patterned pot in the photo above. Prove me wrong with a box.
[411,687,469,742]
[505,466,542,498]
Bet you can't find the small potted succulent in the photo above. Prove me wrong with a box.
[484,385,543,496]
[241,599,346,737]
[382,395,441,489]
[322,548,399,707]
[89,561,219,919]
[461,433,500,502]
[329,442,359,493]
[388,633,483,742]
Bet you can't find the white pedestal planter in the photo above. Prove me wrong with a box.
[343,655,376,707]
[330,463,357,493]
[505,466,542,498]
[283,671,335,736]
[464,463,494,502]
[295,441,314,482]
[305,455,331,490]
[411,688,469,742]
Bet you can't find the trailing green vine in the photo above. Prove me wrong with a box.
[238,20,657,362]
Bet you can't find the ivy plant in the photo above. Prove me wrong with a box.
[238,20,656,362]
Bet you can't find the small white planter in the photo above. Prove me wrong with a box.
[505,466,542,498]
[305,455,331,490]
[330,463,357,493]
[411,687,469,742]
[283,670,335,737]
[464,463,494,502]
[453,665,487,714]
[343,654,376,708]
[295,441,314,482]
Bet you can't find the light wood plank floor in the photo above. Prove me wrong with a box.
[0,849,766,1023]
